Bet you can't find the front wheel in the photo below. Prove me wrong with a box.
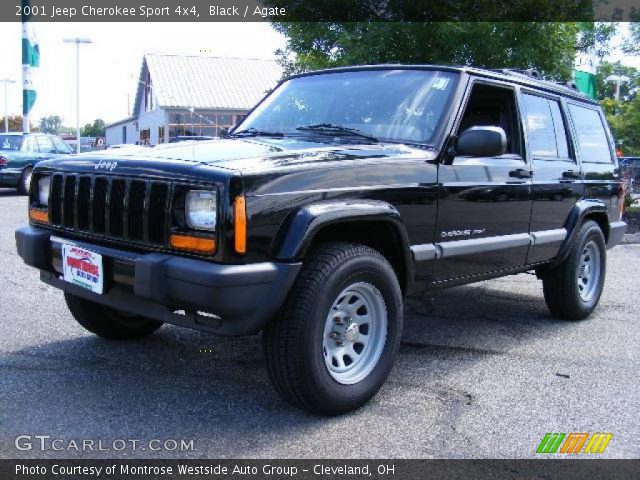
[542,220,606,320]
[262,242,403,415]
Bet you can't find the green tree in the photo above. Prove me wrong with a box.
[80,118,106,137]
[623,22,640,55]
[602,97,640,156]
[0,115,36,132]
[271,22,609,80]
[38,115,63,134]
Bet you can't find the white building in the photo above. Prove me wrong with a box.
[105,54,282,146]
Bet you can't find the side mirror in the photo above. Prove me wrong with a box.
[454,126,507,157]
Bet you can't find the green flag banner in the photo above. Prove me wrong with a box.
[21,20,39,118]
[573,70,597,100]
[573,52,597,100]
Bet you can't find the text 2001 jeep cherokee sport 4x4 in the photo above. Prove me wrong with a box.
[16,66,627,415]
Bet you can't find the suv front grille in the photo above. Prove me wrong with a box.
[48,173,171,246]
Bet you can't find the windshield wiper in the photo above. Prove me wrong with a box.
[296,123,379,142]
[228,128,285,138]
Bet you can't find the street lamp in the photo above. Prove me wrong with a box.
[0,79,16,133]
[63,37,92,153]
[605,74,631,101]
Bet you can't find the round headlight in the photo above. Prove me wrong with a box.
[38,176,51,206]
[185,190,217,230]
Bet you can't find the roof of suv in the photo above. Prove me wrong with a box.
[290,64,597,105]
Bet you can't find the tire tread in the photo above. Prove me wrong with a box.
[263,242,398,414]
[542,220,606,320]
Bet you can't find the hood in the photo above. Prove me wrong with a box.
[123,137,434,172]
[35,137,435,182]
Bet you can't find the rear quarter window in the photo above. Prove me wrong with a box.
[567,104,613,164]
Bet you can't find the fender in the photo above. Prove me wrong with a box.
[272,200,414,288]
[549,199,609,268]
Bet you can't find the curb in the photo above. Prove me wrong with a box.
[622,233,640,245]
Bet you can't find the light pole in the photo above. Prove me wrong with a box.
[605,74,631,101]
[0,79,16,132]
[64,37,92,153]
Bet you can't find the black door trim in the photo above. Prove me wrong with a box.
[411,228,567,262]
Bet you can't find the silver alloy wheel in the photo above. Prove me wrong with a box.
[577,240,601,302]
[322,282,388,385]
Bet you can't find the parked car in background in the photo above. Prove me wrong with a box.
[168,135,216,143]
[0,133,73,194]
[620,157,640,193]
[619,157,640,169]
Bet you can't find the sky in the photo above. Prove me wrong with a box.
[0,22,638,129]
[0,22,287,127]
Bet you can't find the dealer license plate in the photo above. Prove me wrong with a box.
[61,244,104,294]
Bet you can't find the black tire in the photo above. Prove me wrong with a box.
[65,292,163,340]
[262,242,403,415]
[17,166,33,195]
[542,220,606,320]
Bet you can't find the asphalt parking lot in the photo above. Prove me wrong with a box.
[1,188,638,459]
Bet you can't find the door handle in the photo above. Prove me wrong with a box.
[509,169,533,179]
[562,170,581,179]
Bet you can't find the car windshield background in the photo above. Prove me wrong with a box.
[0,135,23,151]
[238,69,459,144]
[51,136,73,154]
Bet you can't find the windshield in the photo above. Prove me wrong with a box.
[0,135,23,151]
[236,69,459,145]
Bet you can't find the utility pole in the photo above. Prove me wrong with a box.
[63,37,92,153]
[0,79,16,132]
[605,74,631,101]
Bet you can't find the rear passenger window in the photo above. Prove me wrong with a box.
[522,93,570,159]
[567,104,612,163]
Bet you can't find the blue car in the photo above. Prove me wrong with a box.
[0,133,73,194]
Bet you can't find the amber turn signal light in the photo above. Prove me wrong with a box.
[29,208,49,224]
[170,234,216,254]
[233,195,246,254]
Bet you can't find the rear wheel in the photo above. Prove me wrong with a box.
[542,220,606,320]
[262,242,403,415]
[18,166,33,195]
[65,293,163,340]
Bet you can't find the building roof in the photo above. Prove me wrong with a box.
[105,116,136,129]
[135,54,282,113]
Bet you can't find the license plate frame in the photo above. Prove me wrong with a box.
[61,244,104,294]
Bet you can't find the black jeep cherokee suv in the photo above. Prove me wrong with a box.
[16,66,627,415]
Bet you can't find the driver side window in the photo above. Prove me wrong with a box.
[458,83,522,156]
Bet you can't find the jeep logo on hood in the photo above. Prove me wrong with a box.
[95,160,118,171]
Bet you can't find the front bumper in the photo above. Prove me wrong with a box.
[15,226,301,335]
[0,168,21,187]
[607,221,627,249]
